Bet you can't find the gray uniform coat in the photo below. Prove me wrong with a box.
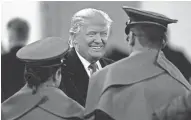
[85,50,191,120]
[2,86,84,120]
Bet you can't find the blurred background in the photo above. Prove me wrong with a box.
[1,1,191,58]
[1,1,191,101]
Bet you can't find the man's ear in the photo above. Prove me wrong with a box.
[57,68,61,78]
[53,68,61,81]
[129,32,135,46]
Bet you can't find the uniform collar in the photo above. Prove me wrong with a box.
[130,48,159,58]
[38,87,84,119]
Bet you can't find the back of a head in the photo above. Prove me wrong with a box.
[24,64,60,92]
[123,6,177,49]
[7,18,30,42]
[130,24,166,48]
[16,37,69,94]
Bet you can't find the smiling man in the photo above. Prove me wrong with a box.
[59,8,114,107]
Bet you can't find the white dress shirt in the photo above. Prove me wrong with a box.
[76,50,102,77]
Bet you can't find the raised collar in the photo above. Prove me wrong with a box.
[38,87,84,119]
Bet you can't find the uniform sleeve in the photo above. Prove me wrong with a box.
[153,92,191,120]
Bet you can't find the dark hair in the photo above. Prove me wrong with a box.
[7,18,30,41]
[131,24,166,48]
[24,65,60,94]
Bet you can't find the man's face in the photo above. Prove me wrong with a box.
[74,18,109,63]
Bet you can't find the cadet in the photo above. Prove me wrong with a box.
[84,6,191,120]
[2,37,84,120]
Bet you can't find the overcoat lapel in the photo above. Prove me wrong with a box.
[99,58,113,67]
[63,48,89,80]
[61,48,89,104]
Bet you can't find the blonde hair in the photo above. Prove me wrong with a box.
[68,8,113,47]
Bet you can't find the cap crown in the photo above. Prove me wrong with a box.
[16,37,69,67]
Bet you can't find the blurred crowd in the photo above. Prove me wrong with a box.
[2,18,30,101]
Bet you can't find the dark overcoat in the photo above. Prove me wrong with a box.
[1,46,25,102]
[59,48,114,107]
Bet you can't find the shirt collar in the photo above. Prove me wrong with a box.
[75,50,101,70]
[76,50,91,70]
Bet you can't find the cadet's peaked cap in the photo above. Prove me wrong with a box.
[16,37,69,67]
[122,6,178,35]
